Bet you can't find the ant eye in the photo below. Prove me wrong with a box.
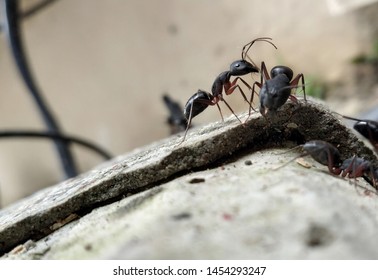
[272,93,278,98]
[235,63,240,68]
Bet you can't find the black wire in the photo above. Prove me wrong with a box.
[0,0,60,32]
[22,0,60,19]
[2,0,78,178]
[0,130,113,160]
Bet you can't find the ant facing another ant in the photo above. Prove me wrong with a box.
[181,37,277,143]
[179,37,309,144]
[167,36,378,193]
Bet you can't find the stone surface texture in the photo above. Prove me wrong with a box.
[1,100,378,259]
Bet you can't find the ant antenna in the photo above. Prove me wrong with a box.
[273,152,309,171]
[333,112,378,124]
[272,144,307,170]
[241,37,278,61]
[337,114,365,122]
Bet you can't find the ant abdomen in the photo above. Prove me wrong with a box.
[183,90,212,120]
[302,140,342,168]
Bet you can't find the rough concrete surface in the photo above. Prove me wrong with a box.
[1,100,378,259]
[2,0,378,207]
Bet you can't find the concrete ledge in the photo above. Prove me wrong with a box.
[1,100,377,259]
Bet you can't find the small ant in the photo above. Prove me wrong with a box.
[249,61,306,117]
[341,115,378,152]
[280,140,377,188]
[181,37,277,142]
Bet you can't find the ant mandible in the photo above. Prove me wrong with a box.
[181,37,277,142]
[248,61,306,117]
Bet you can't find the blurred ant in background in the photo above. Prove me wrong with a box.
[162,94,188,135]
[341,115,378,153]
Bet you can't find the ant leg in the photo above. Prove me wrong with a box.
[288,95,299,104]
[252,61,270,117]
[197,97,225,122]
[340,156,364,190]
[288,95,300,111]
[183,93,239,125]
[341,156,368,179]
[346,156,360,192]
[260,61,271,83]
[349,156,364,192]
[249,81,262,117]
[179,101,195,145]
[326,148,340,175]
[349,160,366,179]
[178,96,222,145]
[340,156,355,178]
[221,98,242,123]
[225,77,256,113]
[290,73,306,102]
[216,103,224,122]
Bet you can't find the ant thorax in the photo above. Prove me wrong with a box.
[260,74,291,112]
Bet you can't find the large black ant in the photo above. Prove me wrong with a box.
[280,140,378,188]
[181,37,277,142]
[341,115,378,152]
[249,61,306,117]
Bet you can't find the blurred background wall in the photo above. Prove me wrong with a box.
[0,0,378,206]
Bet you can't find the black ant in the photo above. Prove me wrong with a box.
[274,140,341,173]
[279,140,378,188]
[162,94,188,134]
[341,115,378,152]
[181,37,277,142]
[249,61,306,117]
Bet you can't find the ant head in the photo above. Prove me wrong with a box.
[229,60,259,76]
[270,66,293,80]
